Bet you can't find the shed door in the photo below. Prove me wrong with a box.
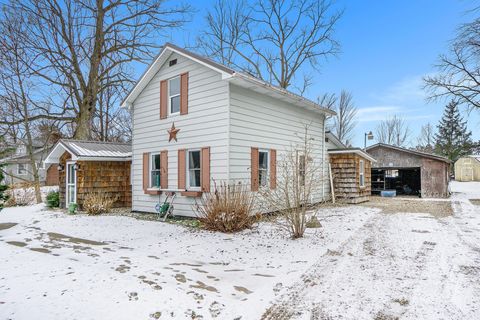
[66,162,77,207]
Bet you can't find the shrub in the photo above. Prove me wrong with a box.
[83,192,118,215]
[194,181,259,232]
[0,165,8,211]
[46,191,60,208]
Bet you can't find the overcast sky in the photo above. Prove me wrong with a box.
[136,0,480,148]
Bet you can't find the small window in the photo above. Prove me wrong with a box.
[187,150,201,189]
[36,162,45,170]
[299,154,306,186]
[259,150,269,187]
[150,153,161,188]
[17,163,27,175]
[359,160,365,187]
[169,76,180,115]
[169,59,177,67]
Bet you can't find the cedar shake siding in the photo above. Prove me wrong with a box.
[329,153,372,204]
[58,151,132,209]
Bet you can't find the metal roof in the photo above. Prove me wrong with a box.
[45,139,131,163]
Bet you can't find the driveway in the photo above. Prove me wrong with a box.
[262,181,480,319]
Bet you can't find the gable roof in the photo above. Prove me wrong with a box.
[366,143,451,163]
[121,43,335,117]
[325,131,346,149]
[45,140,131,163]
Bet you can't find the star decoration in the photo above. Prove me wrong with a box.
[168,122,180,142]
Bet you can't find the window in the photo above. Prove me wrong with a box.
[298,153,306,186]
[258,150,269,187]
[150,153,161,188]
[169,76,180,115]
[17,163,27,175]
[359,160,365,187]
[36,162,45,170]
[187,150,201,189]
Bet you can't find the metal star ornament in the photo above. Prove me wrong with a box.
[168,122,180,142]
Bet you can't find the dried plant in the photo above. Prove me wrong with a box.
[195,181,259,232]
[259,125,326,238]
[83,192,118,215]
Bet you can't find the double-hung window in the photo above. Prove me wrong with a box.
[187,150,201,189]
[298,154,306,186]
[258,150,269,187]
[17,163,27,175]
[150,153,161,188]
[169,76,180,115]
[359,160,365,188]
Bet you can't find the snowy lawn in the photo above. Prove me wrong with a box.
[1,181,480,319]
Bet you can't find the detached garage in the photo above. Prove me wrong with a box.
[366,143,451,198]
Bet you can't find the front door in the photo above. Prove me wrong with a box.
[66,162,77,207]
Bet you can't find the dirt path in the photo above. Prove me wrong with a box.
[261,187,480,320]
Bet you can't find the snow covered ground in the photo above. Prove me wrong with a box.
[1,182,480,319]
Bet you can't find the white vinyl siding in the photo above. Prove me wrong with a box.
[131,52,229,217]
[228,84,330,202]
[17,163,27,175]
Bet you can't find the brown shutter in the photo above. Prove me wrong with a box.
[180,72,189,115]
[178,149,186,190]
[160,80,167,119]
[270,149,276,189]
[143,152,149,192]
[160,150,168,189]
[201,147,210,192]
[251,147,259,191]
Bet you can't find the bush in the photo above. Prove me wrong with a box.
[83,192,118,215]
[46,191,60,208]
[194,181,259,232]
[0,165,8,211]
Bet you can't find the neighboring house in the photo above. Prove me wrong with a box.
[120,43,336,217]
[0,146,59,186]
[366,143,451,198]
[455,156,480,181]
[45,140,132,209]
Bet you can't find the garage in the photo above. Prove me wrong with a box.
[367,144,451,198]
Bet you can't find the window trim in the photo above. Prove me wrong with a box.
[168,76,181,116]
[17,163,27,175]
[150,152,161,188]
[359,159,365,188]
[186,149,201,191]
[258,149,269,188]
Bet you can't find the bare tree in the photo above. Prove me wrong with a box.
[317,90,357,145]
[375,115,410,147]
[415,123,435,153]
[424,14,480,110]
[259,125,326,239]
[4,0,191,140]
[199,0,342,92]
[0,10,43,202]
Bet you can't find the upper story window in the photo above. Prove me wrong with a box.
[169,76,180,115]
[258,150,269,187]
[359,159,365,187]
[17,163,27,175]
[187,150,201,189]
[150,153,161,188]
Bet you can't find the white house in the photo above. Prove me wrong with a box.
[121,43,336,217]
